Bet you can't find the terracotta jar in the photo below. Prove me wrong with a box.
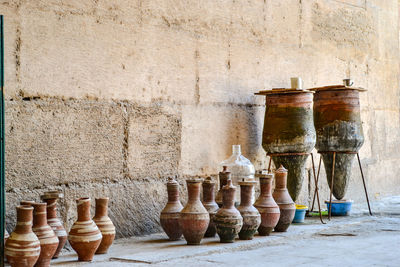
[202,177,219,237]
[238,180,261,240]
[93,198,116,254]
[179,178,209,245]
[256,89,316,202]
[216,166,230,207]
[273,166,295,232]
[311,86,365,200]
[160,177,183,241]
[214,179,243,243]
[41,191,67,259]
[68,198,102,261]
[254,171,280,236]
[32,202,59,267]
[5,205,41,267]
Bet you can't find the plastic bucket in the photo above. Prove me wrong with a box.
[325,200,353,216]
[292,204,308,223]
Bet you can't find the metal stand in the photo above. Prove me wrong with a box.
[311,151,372,220]
[267,152,325,224]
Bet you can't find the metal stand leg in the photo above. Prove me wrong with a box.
[357,153,372,216]
[311,156,322,212]
[328,152,336,220]
[311,153,325,224]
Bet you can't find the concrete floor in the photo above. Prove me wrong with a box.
[47,196,400,266]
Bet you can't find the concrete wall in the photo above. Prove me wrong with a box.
[1,0,399,237]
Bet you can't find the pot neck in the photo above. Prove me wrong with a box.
[44,198,58,219]
[15,206,34,233]
[32,203,48,227]
[222,188,236,209]
[202,183,216,203]
[187,181,201,202]
[77,198,91,221]
[95,198,109,217]
[240,184,253,206]
[167,184,180,202]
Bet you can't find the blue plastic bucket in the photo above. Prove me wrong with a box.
[325,200,353,216]
[292,204,308,223]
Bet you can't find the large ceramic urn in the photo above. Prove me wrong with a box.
[160,177,183,241]
[310,85,365,200]
[256,89,316,201]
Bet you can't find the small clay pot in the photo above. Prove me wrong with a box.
[216,166,230,207]
[238,180,261,240]
[68,198,102,261]
[32,202,59,267]
[41,191,67,259]
[202,177,219,237]
[160,177,183,241]
[273,166,295,232]
[179,178,209,245]
[214,179,243,243]
[254,171,280,236]
[5,205,41,267]
[93,198,116,254]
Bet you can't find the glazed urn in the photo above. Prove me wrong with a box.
[179,178,209,245]
[68,198,102,261]
[5,205,41,267]
[216,166,230,207]
[32,203,59,267]
[254,171,280,235]
[41,191,67,259]
[237,180,261,240]
[202,176,219,237]
[93,198,115,254]
[273,166,296,232]
[311,85,365,200]
[256,88,316,202]
[160,177,183,241]
[214,179,243,243]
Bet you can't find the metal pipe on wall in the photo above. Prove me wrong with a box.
[0,14,5,267]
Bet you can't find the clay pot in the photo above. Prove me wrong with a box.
[68,198,102,261]
[216,166,230,207]
[179,178,209,245]
[93,198,115,254]
[32,203,59,267]
[311,86,365,200]
[202,177,219,237]
[160,177,183,241]
[41,191,67,259]
[256,89,316,202]
[238,180,261,240]
[272,166,296,232]
[5,205,41,267]
[254,171,280,236]
[214,179,243,243]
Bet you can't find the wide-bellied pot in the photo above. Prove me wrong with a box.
[310,85,365,200]
[32,202,59,267]
[93,198,115,254]
[202,177,219,238]
[5,205,41,267]
[216,166,230,207]
[273,166,295,232]
[179,178,209,245]
[254,171,280,236]
[41,191,67,259]
[160,177,183,241]
[214,179,243,243]
[256,88,316,202]
[68,198,102,261]
[237,180,260,240]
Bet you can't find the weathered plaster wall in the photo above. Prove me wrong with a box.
[1,0,399,237]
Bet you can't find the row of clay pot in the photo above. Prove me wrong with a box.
[4,193,115,267]
[160,165,295,245]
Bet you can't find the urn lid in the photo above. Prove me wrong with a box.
[41,190,64,200]
[238,179,257,186]
[255,169,273,179]
[255,88,314,96]
[308,85,366,92]
[186,178,204,183]
[275,165,288,174]
[203,176,215,185]
[222,179,236,190]
[167,177,179,186]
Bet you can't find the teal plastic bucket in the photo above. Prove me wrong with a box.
[293,205,308,223]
